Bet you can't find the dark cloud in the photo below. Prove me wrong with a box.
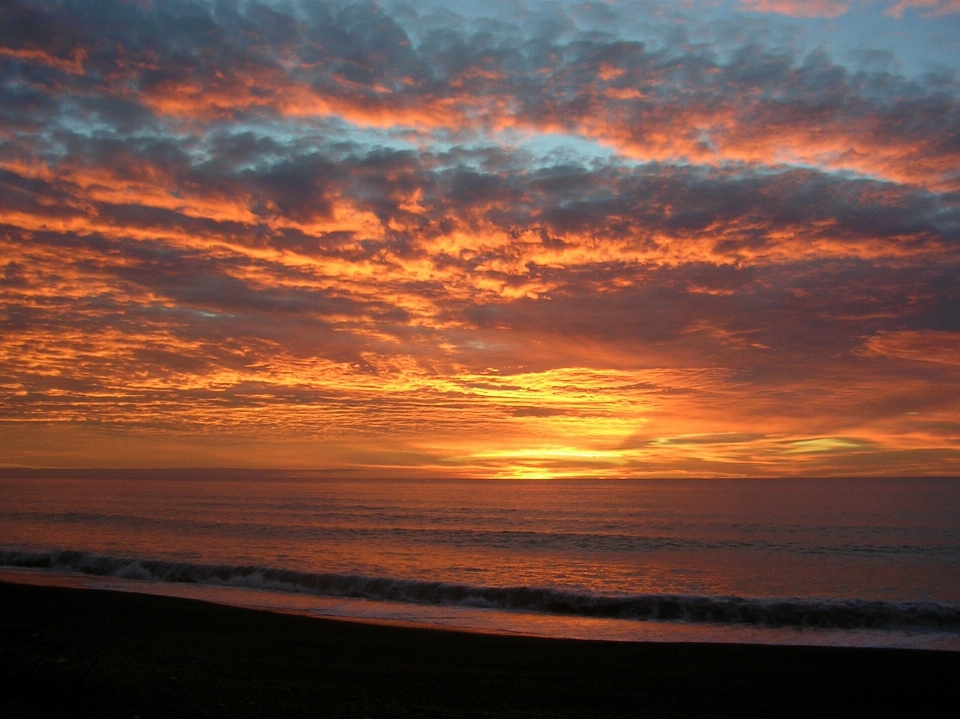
[1,0,956,186]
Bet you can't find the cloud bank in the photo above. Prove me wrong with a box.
[1,0,959,476]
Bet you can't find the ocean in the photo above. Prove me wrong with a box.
[2,472,959,650]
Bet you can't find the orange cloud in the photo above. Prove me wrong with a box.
[0,46,86,74]
[740,1,851,17]
[860,330,960,366]
[885,0,960,17]
[1,0,959,476]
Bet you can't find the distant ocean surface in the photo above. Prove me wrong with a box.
[2,472,959,650]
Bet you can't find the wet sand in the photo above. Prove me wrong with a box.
[2,580,958,718]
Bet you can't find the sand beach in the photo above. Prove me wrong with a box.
[3,579,958,718]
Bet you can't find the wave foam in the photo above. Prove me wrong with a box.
[3,549,959,631]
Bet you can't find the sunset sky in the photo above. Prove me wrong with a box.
[1,0,958,477]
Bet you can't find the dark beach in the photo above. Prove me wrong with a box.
[3,580,959,718]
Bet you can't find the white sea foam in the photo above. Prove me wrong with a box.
[4,548,960,633]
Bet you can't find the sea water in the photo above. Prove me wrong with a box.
[2,472,959,650]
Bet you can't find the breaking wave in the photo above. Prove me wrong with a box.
[4,548,960,632]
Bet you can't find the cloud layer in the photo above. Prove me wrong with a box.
[1,0,959,476]
[741,0,960,18]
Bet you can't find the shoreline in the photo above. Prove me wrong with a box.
[3,564,960,652]
[3,580,959,718]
